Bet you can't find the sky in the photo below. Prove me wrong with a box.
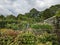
[0,0,60,16]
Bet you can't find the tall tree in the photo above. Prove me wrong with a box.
[6,15,16,21]
[0,15,5,20]
[30,8,39,18]
[5,15,17,23]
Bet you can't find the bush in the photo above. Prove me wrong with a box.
[37,32,59,45]
[31,23,54,33]
[16,31,37,45]
[6,23,20,30]
[0,36,14,45]
[0,29,59,45]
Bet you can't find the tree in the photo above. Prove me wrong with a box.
[56,10,60,17]
[0,15,5,20]
[6,15,16,21]
[30,8,39,18]
[41,9,54,19]
[17,14,23,20]
[17,14,28,21]
[0,15,6,28]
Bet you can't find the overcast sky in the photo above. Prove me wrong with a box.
[0,0,60,16]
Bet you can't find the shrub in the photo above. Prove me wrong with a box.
[37,32,59,45]
[31,23,54,33]
[0,29,59,45]
[5,31,37,45]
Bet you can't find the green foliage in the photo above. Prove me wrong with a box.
[17,14,28,21]
[0,15,5,20]
[0,29,59,45]
[5,15,16,21]
[37,32,59,45]
[17,31,37,45]
[18,21,29,30]
[6,23,19,30]
[0,4,59,45]
[31,23,53,33]
[55,10,60,17]
[0,36,13,45]
[0,21,6,28]
[30,8,39,18]
[0,4,60,29]
[55,9,60,29]
[38,32,58,43]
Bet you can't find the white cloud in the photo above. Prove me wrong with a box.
[35,0,60,11]
[0,5,12,16]
[0,0,60,16]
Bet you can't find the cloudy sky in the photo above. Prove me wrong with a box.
[0,0,60,16]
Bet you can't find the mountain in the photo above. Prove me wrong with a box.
[40,4,60,19]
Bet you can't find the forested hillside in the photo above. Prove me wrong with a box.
[0,4,60,30]
[0,4,60,45]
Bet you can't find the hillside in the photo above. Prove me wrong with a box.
[0,4,60,45]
